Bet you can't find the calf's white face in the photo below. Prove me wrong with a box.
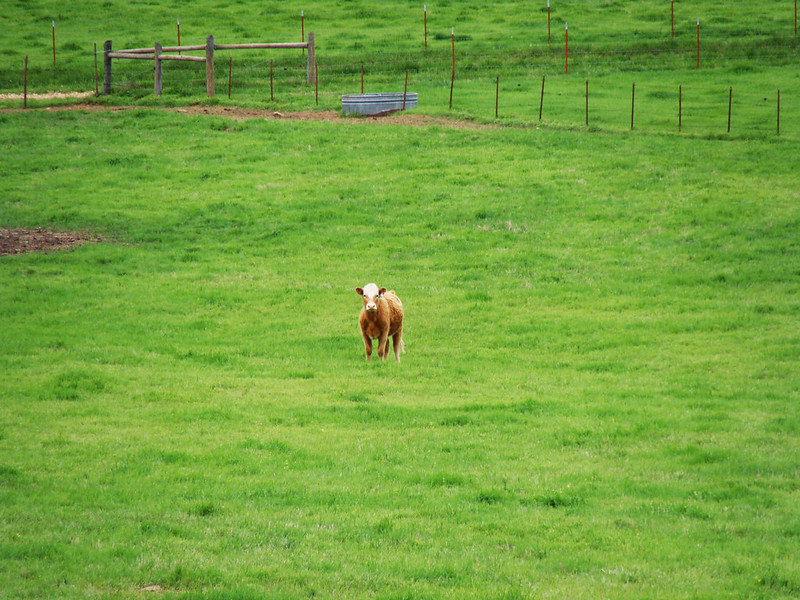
[356,283,386,313]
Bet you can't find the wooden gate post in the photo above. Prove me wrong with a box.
[206,35,215,97]
[307,32,315,85]
[94,42,99,95]
[103,40,112,95]
[154,42,163,96]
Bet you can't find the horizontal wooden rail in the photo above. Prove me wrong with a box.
[161,55,206,62]
[108,52,155,60]
[160,45,207,53]
[117,42,308,54]
[214,42,309,50]
[109,52,205,62]
[117,45,206,54]
[103,34,316,96]
[115,47,159,54]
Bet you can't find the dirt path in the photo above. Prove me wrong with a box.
[170,105,494,129]
[0,91,95,100]
[1,101,494,129]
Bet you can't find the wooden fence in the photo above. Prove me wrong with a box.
[103,33,315,97]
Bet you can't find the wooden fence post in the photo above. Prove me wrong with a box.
[307,32,315,85]
[206,35,215,97]
[103,40,112,95]
[154,42,163,96]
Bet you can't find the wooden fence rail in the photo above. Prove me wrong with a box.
[215,43,309,50]
[108,53,206,62]
[115,45,208,54]
[103,33,315,97]
[108,52,205,62]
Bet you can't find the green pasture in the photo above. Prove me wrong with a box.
[3,0,799,71]
[2,1,800,138]
[2,1,800,599]
[1,105,799,599]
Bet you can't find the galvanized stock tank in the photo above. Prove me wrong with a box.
[341,92,418,116]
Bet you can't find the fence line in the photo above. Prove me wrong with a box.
[8,36,799,96]
[7,1,800,89]
[95,55,793,139]
[9,25,798,139]
[497,79,787,137]
[314,45,800,75]
[103,33,315,97]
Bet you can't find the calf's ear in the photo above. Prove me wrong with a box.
[379,287,387,296]
[356,287,364,295]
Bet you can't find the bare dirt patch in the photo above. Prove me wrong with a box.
[0,91,95,100]
[1,101,495,129]
[0,228,100,256]
[173,105,496,129]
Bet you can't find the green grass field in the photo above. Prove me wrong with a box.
[2,2,800,599]
[2,0,800,137]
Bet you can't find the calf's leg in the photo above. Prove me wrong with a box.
[392,330,403,363]
[378,332,389,360]
[362,333,373,361]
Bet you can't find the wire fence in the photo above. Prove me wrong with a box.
[96,41,800,85]
[4,25,799,87]
[4,31,799,139]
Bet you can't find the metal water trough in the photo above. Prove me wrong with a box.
[341,92,418,116]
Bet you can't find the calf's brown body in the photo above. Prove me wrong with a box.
[356,283,404,362]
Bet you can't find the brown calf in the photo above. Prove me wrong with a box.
[355,283,405,362]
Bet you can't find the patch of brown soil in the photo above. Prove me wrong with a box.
[1,102,494,129]
[176,105,495,129]
[0,91,95,100]
[0,228,100,256]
